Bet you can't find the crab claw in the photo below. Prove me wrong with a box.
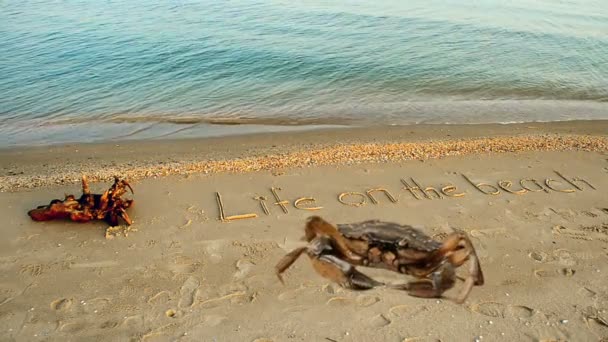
[123,180,134,194]
[28,206,70,221]
[119,208,133,225]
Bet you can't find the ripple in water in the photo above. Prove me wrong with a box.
[0,0,607,146]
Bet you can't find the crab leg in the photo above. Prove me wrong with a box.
[312,254,383,290]
[305,216,362,261]
[307,236,381,289]
[445,233,484,284]
[28,203,70,221]
[27,198,81,222]
[98,190,110,212]
[122,180,134,194]
[275,246,308,284]
[453,236,484,304]
[118,208,133,226]
[389,262,457,300]
[465,235,484,286]
[433,232,484,303]
[80,175,96,208]
[276,236,383,290]
[275,235,333,284]
[81,175,91,195]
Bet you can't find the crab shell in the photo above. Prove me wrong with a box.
[336,220,445,272]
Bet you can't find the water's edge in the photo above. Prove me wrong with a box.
[3,119,608,151]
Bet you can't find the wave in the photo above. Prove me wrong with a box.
[20,99,605,129]
[37,114,358,127]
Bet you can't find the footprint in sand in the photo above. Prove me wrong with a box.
[0,288,16,306]
[578,287,597,298]
[50,298,72,311]
[121,315,144,330]
[470,302,505,318]
[471,302,535,319]
[552,225,593,242]
[148,291,172,305]
[82,298,111,314]
[356,295,380,307]
[529,251,549,263]
[507,305,534,319]
[388,304,428,318]
[20,264,44,277]
[469,227,508,238]
[369,314,391,328]
[324,294,379,307]
[178,276,199,308]
[170,255,201,274]
[528,247,577,266]
[202,314,228,327]
[553,209,577,222]
[552,249,578,267]
[580,223,608,236]
[581,211,599,218]
[326,296,353,306]
[100,321,119,329]
[201,240,225,264]
[234,259,255,280]
[0,310,13,324]
[59,321,86,333]
[534,269,558,279]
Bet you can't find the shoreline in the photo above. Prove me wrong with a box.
[4,119,608,151]
[3,102,608,148]
[2,120,608,192]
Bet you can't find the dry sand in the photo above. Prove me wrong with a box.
[1,122,607,341]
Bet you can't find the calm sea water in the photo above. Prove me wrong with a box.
[1,0,607,147]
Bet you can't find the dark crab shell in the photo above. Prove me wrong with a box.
[336,220,442,252]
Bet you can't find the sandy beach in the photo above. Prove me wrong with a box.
[1,121,608,341]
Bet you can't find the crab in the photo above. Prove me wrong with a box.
[276,216,484,303]
[28,175,134,226]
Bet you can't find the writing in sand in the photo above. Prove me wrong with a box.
[215,171,597,222]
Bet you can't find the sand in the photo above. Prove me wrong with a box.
[0,121,607,341]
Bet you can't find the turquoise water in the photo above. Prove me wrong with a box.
[1,0,607,147]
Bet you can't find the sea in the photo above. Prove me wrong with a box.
[1,0,607,147]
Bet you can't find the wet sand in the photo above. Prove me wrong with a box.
[0,122,607,341]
